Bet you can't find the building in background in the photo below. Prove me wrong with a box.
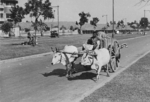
[0,0,18,24]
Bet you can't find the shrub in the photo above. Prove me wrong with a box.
[1,22,13,37]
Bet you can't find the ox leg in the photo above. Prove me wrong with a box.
[114,58,117,71]
[116,58,119,68]
[69,70,72,78]
[69,63,75,78]
[72,62,77,73]
[66,64,72,78]
[65,65,68,78]
[66,68,73,78]
[66,68,69,78]
[96,65,102,80]
[109,59,115,73]
[106,64,110,77]
[116,53,121,68]
[112,58,117,72]
[66,73,69,78]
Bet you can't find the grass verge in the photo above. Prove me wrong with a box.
[0,33,147,60]
[81,52,150,102]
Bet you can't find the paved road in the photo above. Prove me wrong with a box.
[1,35,150,102]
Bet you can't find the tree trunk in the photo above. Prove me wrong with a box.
[94,26,96,31]
[79,26,83,34]
[17,23,21,37]
[94,26,98,33]
[34,30,37,46]
[34,18,39,45]
[144,28,146,35]
[9,32,11,37]
[40,30,43,36]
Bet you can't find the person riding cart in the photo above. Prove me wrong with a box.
[81,31,113,72]
[85,31,110,50]
[86,31,101,50]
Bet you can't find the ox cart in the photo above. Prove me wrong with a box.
[51,33,127,80]
[82,35,118,73]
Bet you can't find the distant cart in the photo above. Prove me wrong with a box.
[50,30,59,38]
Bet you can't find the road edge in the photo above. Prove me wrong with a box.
[75,50,150,102]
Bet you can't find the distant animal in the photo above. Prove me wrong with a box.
[51,45,79,78]
[81,48,111,81]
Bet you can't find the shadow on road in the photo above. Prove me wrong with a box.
[68,72,96,81]
[42,68,66,77]
[42,63,95,80]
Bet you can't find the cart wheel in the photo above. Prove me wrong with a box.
[109,58,116,72]
[113,58,117,71]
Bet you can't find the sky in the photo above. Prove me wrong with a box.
[18,0,150,24]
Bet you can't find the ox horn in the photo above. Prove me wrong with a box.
[55,47,60,52]
[51,47,55,52]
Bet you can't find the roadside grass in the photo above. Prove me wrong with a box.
[0,32,147,60]
[81,52,150,102]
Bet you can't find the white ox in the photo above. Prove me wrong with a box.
[51,45,79,78]
[81,48,111,80]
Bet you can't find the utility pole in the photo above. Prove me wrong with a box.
[112,0,114,38]
[122,18,127,33]
[102,15,108,33]
[51,10,55,30]
[50,6,59,35]
[57,6,59,35]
